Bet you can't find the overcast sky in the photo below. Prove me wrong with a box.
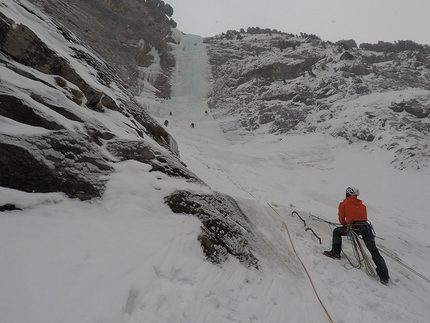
[166,0,430,45]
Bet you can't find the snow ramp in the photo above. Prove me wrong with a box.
[151,32,430,323]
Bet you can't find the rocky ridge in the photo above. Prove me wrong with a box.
[205,31,430,169]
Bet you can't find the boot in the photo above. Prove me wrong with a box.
[380,278,389,285]
[323,250,341,259]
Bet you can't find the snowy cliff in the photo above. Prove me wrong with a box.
[205,32,430,169]
[0,0,186,199]
[1,1,430,323]
[27,0,177,97]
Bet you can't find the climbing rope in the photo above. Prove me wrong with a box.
[378,248,430,284]
[342,227,377,277]
[269,204,334,323]
[308,213,339,226]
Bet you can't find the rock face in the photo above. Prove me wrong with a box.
[0,1,182,200]
[205,31,430,169]
[28,0,177,98]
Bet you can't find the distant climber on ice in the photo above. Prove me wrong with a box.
[164,120,169,126]
[323,187,390,285]
[190,122,194,128]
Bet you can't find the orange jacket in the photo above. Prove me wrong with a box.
[338,195,367,225]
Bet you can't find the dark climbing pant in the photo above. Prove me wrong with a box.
[332,223,389,281]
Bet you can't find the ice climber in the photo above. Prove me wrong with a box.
[324,187,390,285]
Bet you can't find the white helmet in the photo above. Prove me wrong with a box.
[346,187,359,196]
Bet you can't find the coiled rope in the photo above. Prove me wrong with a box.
[342,227,377,277]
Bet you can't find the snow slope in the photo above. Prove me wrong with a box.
[153,34,430,322]
[1,14,430,323]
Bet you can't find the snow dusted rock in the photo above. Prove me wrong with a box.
[0,1,180,199]
[205,31,430,169]
[106,140,203,183]
[28,0,177,97]
[165,190,259,268]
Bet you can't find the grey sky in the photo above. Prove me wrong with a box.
[166,0,430,45]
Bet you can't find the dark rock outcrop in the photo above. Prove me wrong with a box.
[165,190,259,268]
[0,204,22,212]
[0,141,107,200]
